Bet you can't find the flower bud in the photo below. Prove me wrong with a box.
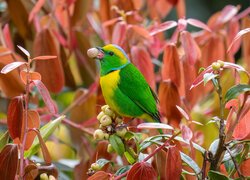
[49,175,56,180]
[101,105,109,112]
[107,144,114,153]
[94,129,105,140]
[40,173,49,180]
[104,133,110,140]
[97,111,105,121]
[100,115,112,126]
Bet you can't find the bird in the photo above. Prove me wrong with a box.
[87,44,161,123]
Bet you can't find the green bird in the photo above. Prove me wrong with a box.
[88,44,160,123]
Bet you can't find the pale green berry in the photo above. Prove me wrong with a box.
[217,60,224,68]
[212,62,221,71]
[94,129,105,140]
[107,144,114,153]
[97,111,105,121]
[101,105,109,112]
[104,133,109,140]
[91,163,101,171]
[40,173,49,180]
[49,175,56,180]
[100,115,112,126]
[116,127,128,138]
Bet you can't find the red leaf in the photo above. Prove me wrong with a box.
[1,61,26,74]
[227,18,240,55]
[3,24,14,51]
[127,162,157,180]
[24,110,40,150]
[240,159,250,177]
[161,43,181,87]
[112,21,127,46]
[34,28,64,93]
[180,31,201,65]
[227,28,250,53]
[176,105,189,120]
[225,99,239,110]
[20,70,42,84]
[33,80,57,114]
[88,171,112,180]
[7,96,24,141]
[28,0,45,22]
[190,65,213,89]
[181,124,193,142]
[131,46,156,89]
[166,146,182,180]
[233,110,250,140]
[216,5,239,25]
[32,56,57,61]
[149,21,177,36]
[159,80,182,127]
[187,18,211,32]
[0,144,18,180]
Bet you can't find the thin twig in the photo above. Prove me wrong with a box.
[225,146,244,179]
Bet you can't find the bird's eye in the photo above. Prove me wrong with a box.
[109,51,114,56]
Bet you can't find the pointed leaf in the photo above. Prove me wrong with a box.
[161,44,181,87]
[0,144,18,180]
[33,80,57,114]
[109,134,125,156]
[112,22,127,46]
[137,123,173,130]
[233,110,250,140]
[225,84,250,103]
[181,125,193,142]
[3,24,14,51]
[176,105,189,120]
[187,18,211,32]
[0,131,9,151]
[95,158,110,169]
[1,61,26,74]
[180,31,201,65]
[149,21,177,36]
[227,28,250,53]
[17,45,30,57]
[166,146,182,180]
[127,162,157,180]
[7,96,23,141]
[180,152,201,174]
[217,5,238,25]
[203,72,219,85]
[24,115,65,157]
[28,0,45,22]
[32,56,57,61]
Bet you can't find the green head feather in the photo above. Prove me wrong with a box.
[95,44,130,76]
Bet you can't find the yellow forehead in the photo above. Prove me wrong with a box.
[103,44,126,59]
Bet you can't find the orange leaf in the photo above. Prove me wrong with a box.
[28,0,45,22]
[242,17,250,71]
[34,28,64,93]
[161,44,181,87]
[3,24,14,51]
[112,22,127,46]
[24,110,40,150]
[233,110,250,140]
[159,80,181,127]
[20,70,42,84]
[88,171,112,180]
[131,46,156,89]
[166,146,182,180]
[32,56,57,61]
[127,162,157,180]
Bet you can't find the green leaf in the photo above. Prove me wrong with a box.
[115,165,131,176]
[203,72,219,86]
[0,131,9,151]
[209,139,219,156]
[124,151,136,164]
[109,134,125,156]
[208,170,230,180]
[225,84,250,102]
[96,158,110,168]
[24,115,65,157]
[180,152,201,175]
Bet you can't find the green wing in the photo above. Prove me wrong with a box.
[118,64,160,122]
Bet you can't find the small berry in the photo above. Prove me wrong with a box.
[116,127,128,138]
[100,115,112,126]
[49,175,56,180]
[104,133,110,140]
[212,62,221,71]
[217,60,224,68]
[87,48,99,58]
[107,144,114,153]
[97,111,105,121]
[94,129,105,140]
[40,173,49,180]
[101,105,109,112]
[91,163,101,171]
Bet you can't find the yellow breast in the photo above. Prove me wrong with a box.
[100,70,120,110]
